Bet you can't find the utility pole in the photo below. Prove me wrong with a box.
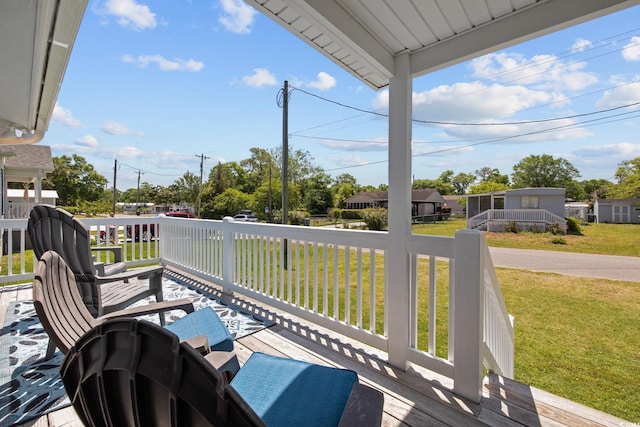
[195,153,210,218]
[112,159,117,215]
[135,170,144,214]
[280,80,290,225]
[278,80,291,268]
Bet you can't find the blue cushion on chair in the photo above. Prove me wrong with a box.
[231,352,358,427]
[165,306,234,352]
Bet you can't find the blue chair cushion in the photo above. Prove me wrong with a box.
[165,306,234,352]
[231,352,358,427]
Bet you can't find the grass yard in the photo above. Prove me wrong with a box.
[497,268,640,422]
[413,217,640,256]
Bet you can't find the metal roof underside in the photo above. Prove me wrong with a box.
[245,0,640,90]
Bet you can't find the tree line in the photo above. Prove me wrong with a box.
[39,150,640,218]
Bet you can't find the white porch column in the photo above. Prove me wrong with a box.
[386,52,412,370]
[452,229,483,402]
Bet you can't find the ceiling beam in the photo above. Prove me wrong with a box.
[409,0,640,78]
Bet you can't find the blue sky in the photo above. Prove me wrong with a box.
[48,0,640,191]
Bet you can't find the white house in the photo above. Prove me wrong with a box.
[593,198,640,224]
[465,188,567,233]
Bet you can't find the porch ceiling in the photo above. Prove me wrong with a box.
[245,0,640,90]
[0,0,87,144]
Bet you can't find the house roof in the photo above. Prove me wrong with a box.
[347,189,444,203]
[595,198,640,205]
[1,145,54,171]
[245,0,640,90]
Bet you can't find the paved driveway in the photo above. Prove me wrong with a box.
[489,247,640,282]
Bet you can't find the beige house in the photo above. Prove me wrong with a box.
[1,144,55,219]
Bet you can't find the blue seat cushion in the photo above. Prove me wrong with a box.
[165,306,234,352]
[231,352,358,427]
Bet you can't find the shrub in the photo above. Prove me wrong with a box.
[361,208,387,231]
[504,220,519,233]
[288,210,309,225]
[551,237,567,245]
[549,222,562,235]
[566,217,582,234]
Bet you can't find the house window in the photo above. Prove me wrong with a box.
[521,196,539,209]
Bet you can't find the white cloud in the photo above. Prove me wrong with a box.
[76,135,99,147]
[622,36,640,61]
[373,82,552,123]
[121,54,204,71]
[571,38,592,53]
[319,137,387,152]
[102,121,144,136]
[241,68,277,87]
[52,104,82,128]
[218,0,256,34]
[326,154,371,167]
[573,143,640,158]
[595,80,640,109]
[306,72,337,91]
[101,0,157,31]
[470,52,598,92]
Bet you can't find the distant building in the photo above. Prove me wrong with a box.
[345,189,446,217]
[593,198,640,224]
[465,188,567,233]
[1,144,54,219]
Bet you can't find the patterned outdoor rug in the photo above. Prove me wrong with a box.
[0,275,273,427]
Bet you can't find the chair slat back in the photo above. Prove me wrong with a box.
[33,251,97,355]
[60,319,265,427]
[29,205,100,308]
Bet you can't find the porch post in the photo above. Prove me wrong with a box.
[222,216,235,294]
[386,51,412,370]
[452,229,483,402]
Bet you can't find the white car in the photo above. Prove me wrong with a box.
[233,214,258,222]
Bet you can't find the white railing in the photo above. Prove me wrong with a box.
[468,209,567,232]
[0,216,161,284]
[1,214,514,401]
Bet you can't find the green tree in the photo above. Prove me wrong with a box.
[511,154,580,188]
[451,172,476,195]
[413,178,455,195]
[475,167,509,185]
[610,157,640,198]
[44,155,107,206]
[302,172,334,214]
[581,179,613,201]
[468,181,510,194]
[332,173,360,208]
[206,188,253,219]
[174,171,201,207]
[240,148,277,194]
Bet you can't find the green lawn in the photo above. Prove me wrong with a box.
[413,217,640,256]
[413,217,640,421]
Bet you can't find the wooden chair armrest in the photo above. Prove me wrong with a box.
[94,264,164,284]
[94,262,106,276]
[338,382,384,427]
[205,351,241,381]
[99,298,194,320]
[91,246,123,263]
[183,335,211,355]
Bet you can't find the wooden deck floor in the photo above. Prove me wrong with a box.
[2,271,628,427]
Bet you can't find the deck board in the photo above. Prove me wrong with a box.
[2,274,629,427]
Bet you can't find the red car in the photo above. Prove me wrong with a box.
[163,211,194,218]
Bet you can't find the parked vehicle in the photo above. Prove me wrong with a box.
[233,213,258,222]
[126,223,155,242]
[164,211,194,218]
